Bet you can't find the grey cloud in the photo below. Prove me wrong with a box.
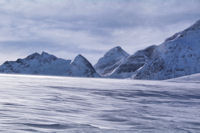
[0,0,199,64]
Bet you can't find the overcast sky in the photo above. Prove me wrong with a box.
[0,0,200,64]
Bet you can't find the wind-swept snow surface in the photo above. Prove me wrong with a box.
[0,74,200,132]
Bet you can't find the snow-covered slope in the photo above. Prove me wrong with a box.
[94,46,129,76]
[167,73,200,83]
[135,19,200,80]
[0,52,99,77]
[110,45,157,78]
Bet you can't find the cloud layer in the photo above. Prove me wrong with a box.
[0,0,200,64]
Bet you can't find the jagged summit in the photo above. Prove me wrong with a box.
[25,51,57,60]
[41,51,51,56]
[94,46,129,76]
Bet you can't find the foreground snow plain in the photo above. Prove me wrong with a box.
[0,74,199,133]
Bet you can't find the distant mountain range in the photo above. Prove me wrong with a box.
[0,52,99,77]
[0,19,200,80]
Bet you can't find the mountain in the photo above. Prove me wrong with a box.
[0,52,99,77]
[110,45,157,78]
[134,19,200,80]
[94,46,129,76]
[69,54,100,77]
[0,52,71,75]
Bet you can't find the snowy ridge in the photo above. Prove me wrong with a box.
[0,52,99,77]
[135,19,200,80]
[94,46,129,76]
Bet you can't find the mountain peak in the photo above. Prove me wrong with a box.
[41,51,57,59]
[72,54,94,68]
[72,54,87,63]
[111,46,122,51]
[41,51,50,56]
[24,52,58,61]
[76,54,84,59]
[25,52,40,60]
[94,46,129,76]
[70,54,99,77]
[105,46,128,57]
